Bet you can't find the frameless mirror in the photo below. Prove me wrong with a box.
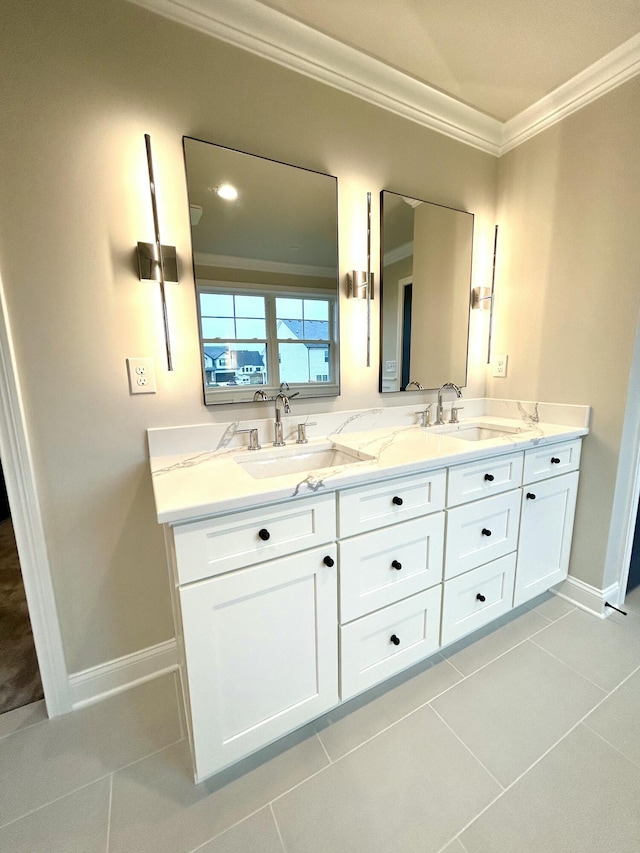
[183,137,340,405]
[379,190,473,392]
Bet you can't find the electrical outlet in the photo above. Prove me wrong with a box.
[385,360,396,373]
[493,353,508,378]
[127,357,156,394]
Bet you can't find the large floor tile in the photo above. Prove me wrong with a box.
[583,668,640,767]
[524,590,575,622]
[196,807,284,853]
[109,730,328,853]
[0,777,110,853]
[431,640,604,786]
[0,672,182,827]
[531,607,640,691]
[442,606,549,676]
[461,724,640,852]
[272,704,501,853]
[315,653,461,760]
[0,698,47,741]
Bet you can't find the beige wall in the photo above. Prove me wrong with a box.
[490,76,640,588]
[0,0,497,673]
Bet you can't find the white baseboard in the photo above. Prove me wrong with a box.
[69,639,179,710]
[553,576,620,620]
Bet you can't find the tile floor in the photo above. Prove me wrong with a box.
[2,588,640,852]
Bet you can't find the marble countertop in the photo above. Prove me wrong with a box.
[149,400,589,525]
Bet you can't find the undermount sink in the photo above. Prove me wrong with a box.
[446,422,531,442]
[233,442,375,480]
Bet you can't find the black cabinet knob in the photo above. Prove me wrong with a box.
[476,593,486,602]
[526,492,536,500]
[481,528,492,537]
[391,560,402,571]
[390,634,401,646]
[323,555,335,567]
[484,473,495,482]
[392,496,404,506]
[551,457,560,464]
[258,528,270,541]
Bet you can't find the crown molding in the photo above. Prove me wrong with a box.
[500,32,640,154]
[128,0,502,155]
[130,0,640,157]
[194,251,335,278]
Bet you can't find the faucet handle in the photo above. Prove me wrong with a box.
[449,406,464,424]
[415,405,433,428]
[236,427,261,450]
[296,422,317,444]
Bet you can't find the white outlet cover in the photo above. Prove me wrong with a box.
[127,357,157,394]
[493,353,508,378]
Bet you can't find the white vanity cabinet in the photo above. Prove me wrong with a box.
[163,436,584,782]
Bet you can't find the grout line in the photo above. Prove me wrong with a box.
[0,734,186,833]
[105,774,113,853]
[457,835,470,852]
[527,637,610,694]
[581,721,640,773]
[315,731,332,764]
[187,807,269,852]
[0,701,49,745]
[270,802,288,853]
[429,705,504,790]
[439,658,640,848]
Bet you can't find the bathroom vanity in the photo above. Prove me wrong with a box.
[149,400,588,782]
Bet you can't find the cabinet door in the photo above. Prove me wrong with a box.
[179,546,338,781]
[514,471,579,606]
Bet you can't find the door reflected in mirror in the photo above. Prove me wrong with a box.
[183,137,340,405]
[380,191,473,393]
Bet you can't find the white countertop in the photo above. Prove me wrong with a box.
[149,399,589,525]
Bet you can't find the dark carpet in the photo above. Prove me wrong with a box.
[0,517,43,714]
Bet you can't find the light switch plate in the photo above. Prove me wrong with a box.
[493,353,508,378]
[127,357,157,394]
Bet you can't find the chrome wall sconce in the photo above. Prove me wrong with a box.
[347,192,374,366]
[136,134,179,371]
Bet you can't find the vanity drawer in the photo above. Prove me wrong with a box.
[172,493,336,584]
[448,452,524,507]
[339,513,444,622]
[340,586,442,700]
[523,439,582,484]
[441,553,516,646]
[337,470,446,538]
[444,489,522,579]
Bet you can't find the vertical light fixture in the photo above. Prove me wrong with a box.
[137,134,178,371]
[346,192,374,366]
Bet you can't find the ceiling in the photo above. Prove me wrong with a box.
[257,0,640,121]
[131,0,640,154]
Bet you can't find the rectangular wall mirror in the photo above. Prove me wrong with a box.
[183,137,340,405]
[379,190,473,392]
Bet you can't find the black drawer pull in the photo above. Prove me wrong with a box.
[258,528,271,541]
[526,492,536,500]
[391,559,402,570]
[476,593,486,602]
[551,457,561,464]
[481,528,492,537]
[392,496,404,506]
[390,634,401,646]
[323,555,335,567]
[484,473,495,482]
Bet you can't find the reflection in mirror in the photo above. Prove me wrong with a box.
[183,137,340,405]
[379,191,473,392]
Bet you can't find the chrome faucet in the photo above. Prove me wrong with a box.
[436,382,462,425]
[273,391,298,446]
[252,389,268,402]
[405,380,424,390]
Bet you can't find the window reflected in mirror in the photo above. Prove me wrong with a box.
[183,137,340,405]
[379,191,473,393]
